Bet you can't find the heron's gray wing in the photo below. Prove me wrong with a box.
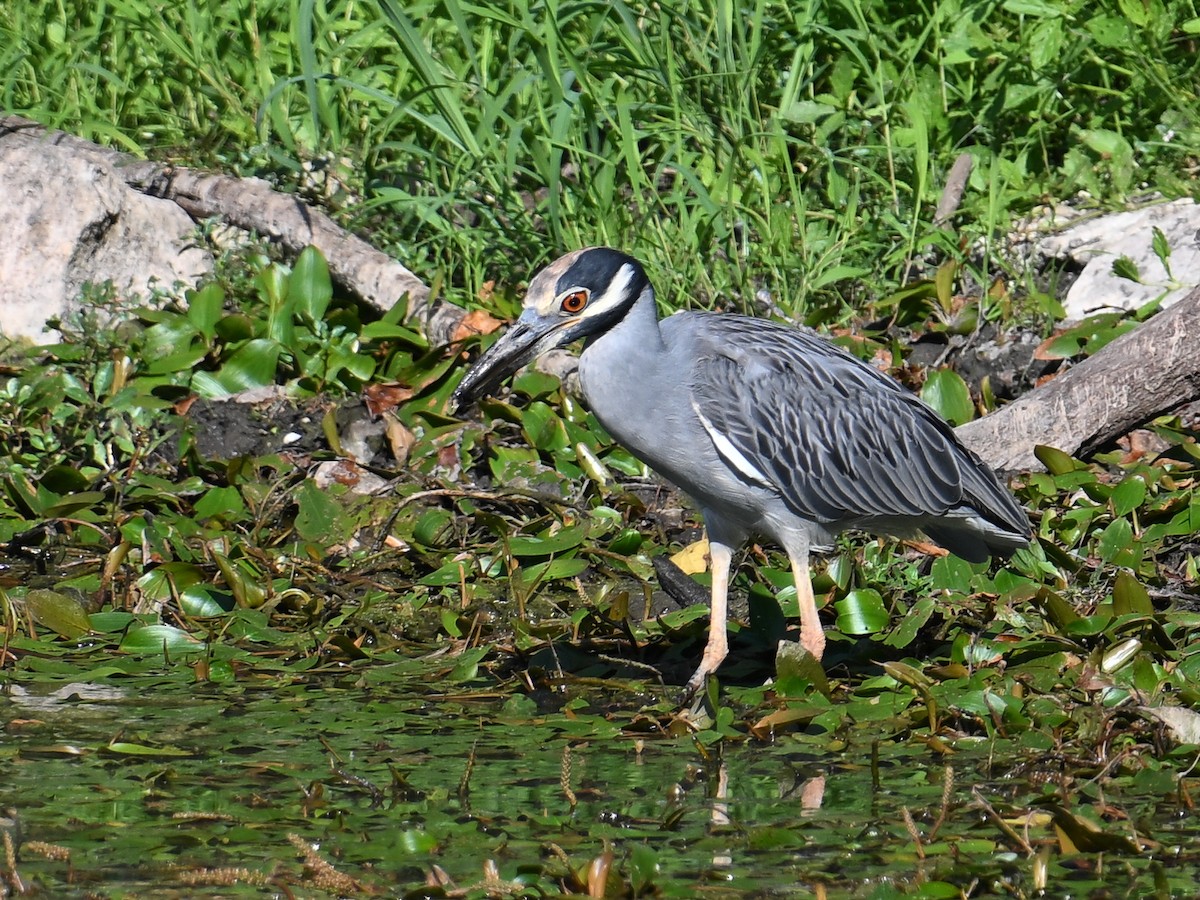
[682,315,971,525]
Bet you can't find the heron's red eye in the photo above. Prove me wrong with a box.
[560,290,588,314]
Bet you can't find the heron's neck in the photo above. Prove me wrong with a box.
[583,286,664,357]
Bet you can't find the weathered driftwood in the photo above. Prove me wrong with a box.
[956,285,1200,472]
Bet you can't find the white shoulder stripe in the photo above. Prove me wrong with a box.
[692,401,774,488]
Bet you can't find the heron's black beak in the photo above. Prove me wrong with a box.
[450,309,575,412]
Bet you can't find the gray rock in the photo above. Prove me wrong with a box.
[0,136,212,340]
[1039,198,1200,321]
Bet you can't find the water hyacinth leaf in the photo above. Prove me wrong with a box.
[512,370,561,399]
[576,441,612,486]
[1112,569,1154,616]
[179,584,235,617]
[290,246,333,322]
[1097,518,1136,564]
[194,485,246,521]
[141,316,203,372]
[881,660,934,690]
[1101,638,1142,673]
[419,558,471,586]
[1048,805,1142,854]
[137,562,206,602]
[215,312,255,342]
[507,523,589,557]
[412,508,455,546]
[1034,444,1080,475]
[448,645,489,683]
[44,490,106,517]
[512,557,589,591]
[119,624,204,655]
[103,741,193,758]
[774,641,830,697]
[929,555,974,592]
[212,339,283,394]
[294,480,346,542]
[25,589,91,639]
[186,282,225,341]
[521,400,570,451]
[834,589,889,635]
[885,597,937,648]
[39,464,90,494]
[211,551,268,608]
[1109,476,1146,516]
[920,369,974,426]
[90,611,136,633]
[607,528,642,555]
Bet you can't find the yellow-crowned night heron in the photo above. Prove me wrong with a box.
[452,248,1030,696]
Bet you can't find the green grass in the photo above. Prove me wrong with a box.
[4,0,1199,319]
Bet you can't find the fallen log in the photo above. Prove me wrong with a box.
[956,286,1200,472]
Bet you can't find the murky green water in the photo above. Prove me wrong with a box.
[4,657,1199,898]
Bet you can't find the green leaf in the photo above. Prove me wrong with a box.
[186,283,225,341]
[506,523,589,557]
[1151,226,1172,270]
[885,597,937,648]
[1087,14,1132,46]
[194,485,246,520]
[119,624,205,655]
[25,589,91,639]
[1111,255,1141,283]
[511,557,589,590]
[412,508,454,546]
[1116,0,1149,25]
[779,99,834,124]
[1002,0,1063,15]
[290,246,333,322]
[1097,518,1135,564]
[1112,570,1153,616]
[520,401,570,452]
[1034,445,1080,475]
[210,339,282,395]
[834,589,889,635]
[920,369,974,425]
[103,741,193,758]
[179,584,235,617]
[294,480,344,542]
[1109,476,1146,517]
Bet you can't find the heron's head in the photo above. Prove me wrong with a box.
[451,247,650,409]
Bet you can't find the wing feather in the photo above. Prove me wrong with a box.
[680,314,977,526]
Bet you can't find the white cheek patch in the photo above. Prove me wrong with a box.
[579,262,635,319]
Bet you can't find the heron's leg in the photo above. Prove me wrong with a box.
[682,538,734,698]
[787,544,825,661]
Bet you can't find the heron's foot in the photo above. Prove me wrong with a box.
[799,623,826,662]
[677,632,729,705]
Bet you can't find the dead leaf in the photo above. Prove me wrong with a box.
[453,309,504,344]
[363,382,415,417]
[671,538,709,575]
[1141,706,1200,745]
[384,414,417,467]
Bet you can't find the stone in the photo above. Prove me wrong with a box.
[1039,198,1200,321]
[0,136,212,340]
